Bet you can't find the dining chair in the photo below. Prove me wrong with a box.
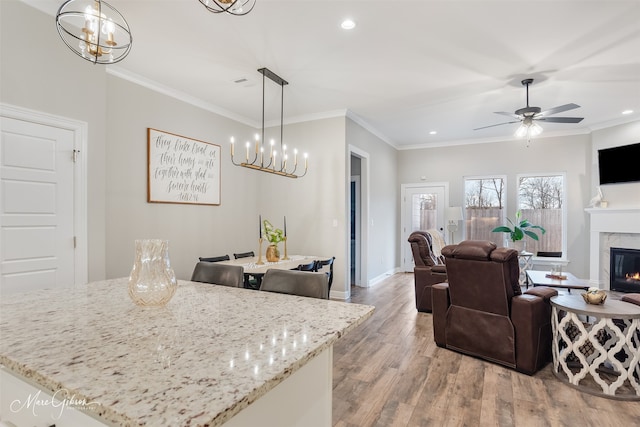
[190,262,244,288]
[233,251,255,259]
[233,251,259,288]
[199,254,230,262]
[315,257,335,291]
[259,269,329,299]
[293,261,317,272]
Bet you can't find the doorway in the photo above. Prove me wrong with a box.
[350,175,360,286]
[349,147,369,289]
[400,183,448,272]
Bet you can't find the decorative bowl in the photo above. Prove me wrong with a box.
[582,287,607,305]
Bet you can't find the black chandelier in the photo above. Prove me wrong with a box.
[56,0,132,64]
[230,68,308,178]
[197,0,256,16]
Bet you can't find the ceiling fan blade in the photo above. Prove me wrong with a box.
[536,116,584,123]
[494,111,522,120]
[474,121,520,131]
[536,103,580,117]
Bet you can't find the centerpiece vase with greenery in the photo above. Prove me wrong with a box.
[263,219,285,262]
[491,210,545,253]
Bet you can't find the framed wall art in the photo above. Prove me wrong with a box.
[147,128,221,205]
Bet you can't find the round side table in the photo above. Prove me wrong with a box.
[550,294,640,400]
[516,251,533,287]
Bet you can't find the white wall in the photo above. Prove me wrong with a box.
[590,120,640,208]
[397,134,592,278]
[105,76,259,280]
[0,2,366,299]
[106,78,352,293]
[1,0,107,281]
[346,118,398,283]
[256,118,349,296]
[6,0,636,293]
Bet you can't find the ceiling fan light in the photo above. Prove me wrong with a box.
[515,124,528,138]
[530,122,543,136]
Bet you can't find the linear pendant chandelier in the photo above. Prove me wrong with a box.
[230,68,308,178]
[198,0,256,15]
[56,0,132,64]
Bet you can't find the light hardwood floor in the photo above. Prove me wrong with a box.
[332,273,640,427]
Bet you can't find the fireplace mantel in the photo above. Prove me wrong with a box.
[586,207,640,288]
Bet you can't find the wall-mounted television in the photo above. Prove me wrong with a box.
[598,142,640,185]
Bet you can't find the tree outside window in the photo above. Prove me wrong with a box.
[518,174,564,255]
[464,176,506,241]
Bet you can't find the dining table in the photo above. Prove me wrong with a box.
[218,255,323,275]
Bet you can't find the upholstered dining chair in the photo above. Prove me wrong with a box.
[190,262,244,288]
[315,257,335,291]
[408,231,447,312]
[199,254,230,262]
[259,269,329,299]
[233,251,255,259]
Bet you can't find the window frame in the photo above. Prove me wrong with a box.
[463,174,507,242]
[516,172,568,263]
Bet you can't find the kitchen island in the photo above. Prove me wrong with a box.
[0,279,374,426]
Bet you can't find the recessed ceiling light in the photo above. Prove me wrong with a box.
[429,131,437,135]
[622,109,634,115]
[341,19,356,30]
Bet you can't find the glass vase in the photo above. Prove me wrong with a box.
[506,239,526,254]
[128,239,177,307]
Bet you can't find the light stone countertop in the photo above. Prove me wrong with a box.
[0,278,374,426]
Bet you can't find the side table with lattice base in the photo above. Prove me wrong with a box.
[517,252,533,287]
[550,294,640,400]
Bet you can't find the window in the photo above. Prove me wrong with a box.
[412,192,437,230]
[517,174,565,256]
[464,176,506,242]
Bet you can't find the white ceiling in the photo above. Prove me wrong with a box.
[26,0,640,148]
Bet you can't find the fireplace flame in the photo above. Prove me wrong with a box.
[626,272,640,282]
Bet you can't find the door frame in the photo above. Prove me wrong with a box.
[400,182,449,272]
[1,103,88,286]
[348,145,369,290]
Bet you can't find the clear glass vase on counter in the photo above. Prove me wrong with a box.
[128,239,177,307]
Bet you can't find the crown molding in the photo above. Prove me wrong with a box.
[398,127,593,150]
[107,67,258,128]
[345,110,398,149]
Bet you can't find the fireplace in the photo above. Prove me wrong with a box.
[610,247,640,293]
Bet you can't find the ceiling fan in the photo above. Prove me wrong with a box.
[474,78,584,136]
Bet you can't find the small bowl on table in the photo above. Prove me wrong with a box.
[582,287,607,305]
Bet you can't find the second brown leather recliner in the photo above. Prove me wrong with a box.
[408,230,447,312]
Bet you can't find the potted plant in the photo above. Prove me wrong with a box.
[263,219,285,262]
[491,210,545,253]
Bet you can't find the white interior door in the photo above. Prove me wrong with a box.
[1,116,76,293]
[401,184,448,272]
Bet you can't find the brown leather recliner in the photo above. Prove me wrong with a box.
[432,240,558,375]
[408,231,447,312]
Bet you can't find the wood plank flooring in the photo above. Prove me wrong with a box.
[332,273,640,427]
